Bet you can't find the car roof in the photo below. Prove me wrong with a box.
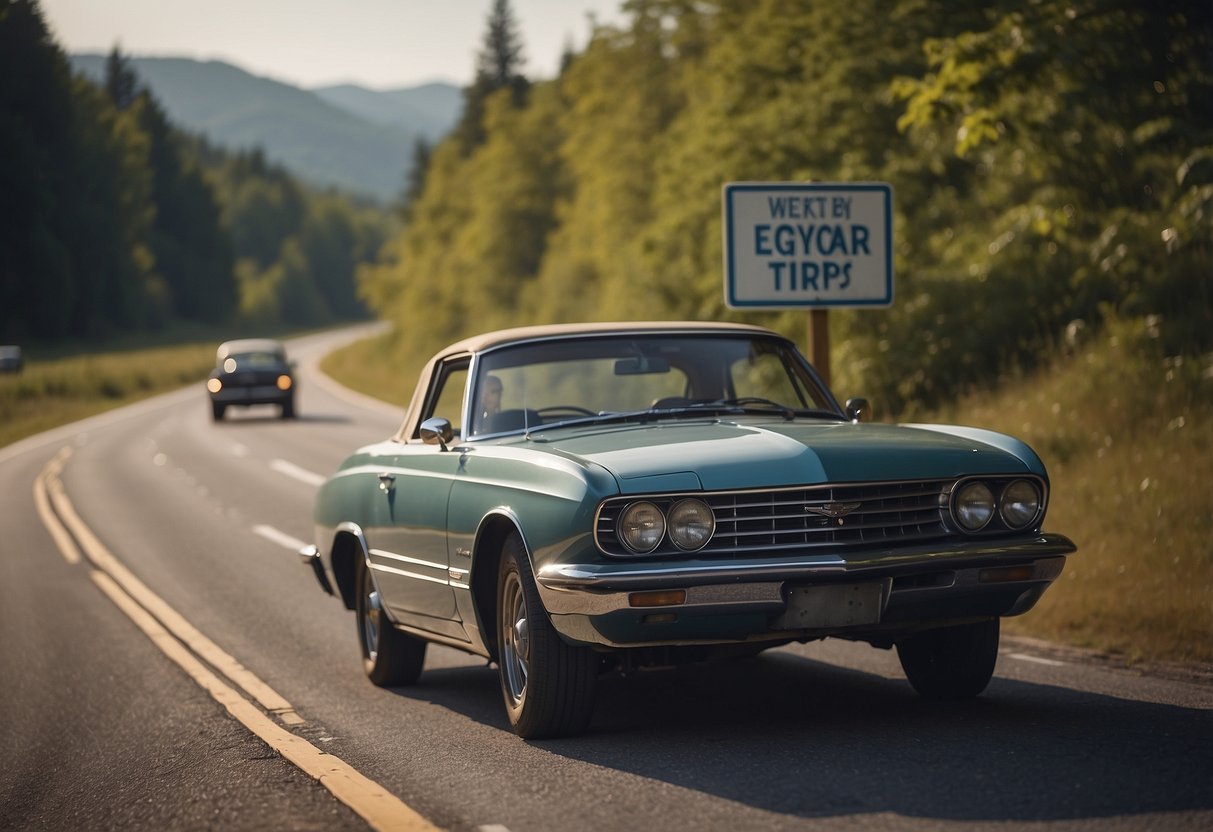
[216,339,286,361]
[433,321,782,359]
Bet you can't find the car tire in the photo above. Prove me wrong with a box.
[497,532,597,739]
[896,618,1000,699]
[281,398,295,420]
[211,402,225,421]
[355,559,426,686]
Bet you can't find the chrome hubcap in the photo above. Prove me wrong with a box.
[501,574,529,704]
[362,585,381,662]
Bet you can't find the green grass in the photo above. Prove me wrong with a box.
[933,318,1213,666]
[0,343,218,448]
[0,323,319,449]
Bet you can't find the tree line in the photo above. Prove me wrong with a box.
[0,0,389,343]
[366,0,1212,414]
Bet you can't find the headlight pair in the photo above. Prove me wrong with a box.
[953,479,1042,532]
[618,498,715,554]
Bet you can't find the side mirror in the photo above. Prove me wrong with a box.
[845,397,871,423]
[420,417,455,451]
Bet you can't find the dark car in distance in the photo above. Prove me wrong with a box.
[0,345,23,373]
[206,339,295,421]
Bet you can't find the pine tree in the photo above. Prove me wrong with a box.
[455,0,529,154]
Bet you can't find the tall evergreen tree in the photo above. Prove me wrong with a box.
[104,45,138,111]
[397,137,432,223]
[455,0,530,153]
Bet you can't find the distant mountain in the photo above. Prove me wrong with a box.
[69,55,462,203]
[312,82,462,135]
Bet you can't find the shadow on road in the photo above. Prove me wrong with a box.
[388,649,1212,824]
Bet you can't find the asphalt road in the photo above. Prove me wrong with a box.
[2,324,1210,832]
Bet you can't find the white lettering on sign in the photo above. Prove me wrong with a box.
[723,183,893,308]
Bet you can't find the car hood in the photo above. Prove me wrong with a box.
[527,418,1043,493]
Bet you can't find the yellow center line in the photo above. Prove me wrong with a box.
[34,446,445,831]
[90,569,439,832]
[34,457,80,565]
[39,447,304,724]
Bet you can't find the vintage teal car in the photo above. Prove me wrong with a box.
[302,322,1076,738]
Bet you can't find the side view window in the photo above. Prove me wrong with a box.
[425,361,469,437]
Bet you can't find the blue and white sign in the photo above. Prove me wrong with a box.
[723,182,894,308]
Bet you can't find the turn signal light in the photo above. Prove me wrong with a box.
[276,375,293,391]
[978,565,1036,584]
[628,589,687,608]
[207,378,222,393]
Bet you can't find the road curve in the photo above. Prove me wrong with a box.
[1,323,1210,831]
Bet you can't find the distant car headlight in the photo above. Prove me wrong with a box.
[276,375,293,391]
[1000,479,1041,529]
[954,481,995,531]
[207,378,223,393]
[667,499,715,551]
[618,501,665,553]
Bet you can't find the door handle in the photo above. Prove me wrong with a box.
[378,473,396,492]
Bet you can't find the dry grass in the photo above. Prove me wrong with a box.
[0,344,217,448]
[318,329,420,408]
[934,319,1213,665]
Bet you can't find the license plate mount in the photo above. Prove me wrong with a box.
[771,580,889,630]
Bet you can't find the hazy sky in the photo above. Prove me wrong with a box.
[39,0,629,89]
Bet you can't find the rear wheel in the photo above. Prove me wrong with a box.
[897,618,1000,699]
[356,559,426,686]
[497,532,597,738]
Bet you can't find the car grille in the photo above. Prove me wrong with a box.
[227,370,280,387]
[595,480,951,558]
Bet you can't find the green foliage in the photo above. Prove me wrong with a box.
[455,0,531,154]
[1,2,390,341]
[363,0,1212,419]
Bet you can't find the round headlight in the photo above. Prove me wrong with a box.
[206,378,222,393]
[667,499,715,551]
[618,501,665,553]
[277,374,293,391]
[1000,479,1041,529]
[954,481,995,531]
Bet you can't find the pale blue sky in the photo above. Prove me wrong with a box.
[39,0,628,89]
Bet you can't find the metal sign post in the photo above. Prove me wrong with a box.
[722,182,894,388]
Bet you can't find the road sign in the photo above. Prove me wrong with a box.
[723,182,893,309]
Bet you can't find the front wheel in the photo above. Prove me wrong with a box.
[356,559,426,686]
[896,618,1000,699]
[498,532,597,738]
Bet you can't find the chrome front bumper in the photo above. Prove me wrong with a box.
[535,533,1076,647]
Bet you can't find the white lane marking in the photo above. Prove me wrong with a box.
[1007,652,1066,667]
[254,524,309,552]
[270,458,326,487]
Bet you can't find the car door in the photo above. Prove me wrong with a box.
[365,359,468,636]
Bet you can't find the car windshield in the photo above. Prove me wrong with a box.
[223,351,283,370]
[468,333,838,436]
